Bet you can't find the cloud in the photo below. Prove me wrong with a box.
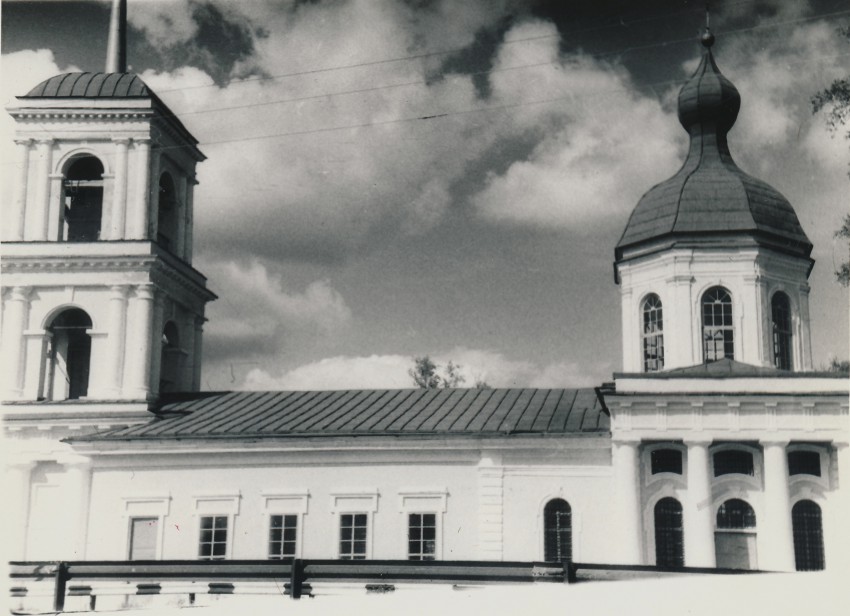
[240,347,611,391]
[469,20,683,227]
[202,259,351,362]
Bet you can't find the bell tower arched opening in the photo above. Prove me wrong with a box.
[42,308,93,401]
[62,156,104,242]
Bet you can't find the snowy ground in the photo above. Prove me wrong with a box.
[6,571,849,616]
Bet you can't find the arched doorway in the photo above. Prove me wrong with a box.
[42,308,93,400]
[792,500,824,571]
[62,156,104,242]
[714,498,757,569]
[654,497,684,567]
[543,498,571,562]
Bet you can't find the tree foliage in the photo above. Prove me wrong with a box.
[409,356,491,389]
[811,25,850,287]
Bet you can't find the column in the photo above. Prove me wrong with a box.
[32,138,53,240]
[612,439,643,564]
[192,316,205,390]
[148,294,165,394]
[130,138,151,239]
[1,287,31,399]
[670,274,695,368]
[477,452,504,560]
[798,285,813,371]
[9,139,32,240]
[831,442,850,573]
[5,460,36,560]
[62,456,93,559]
[105,285,129,396]
[684,439,715,567]
[184,177,196,264]
[761,440,795,571]
[175,175,187,259]
[124,284,155,399]
[110,138,130,239]
[46,173,65,241]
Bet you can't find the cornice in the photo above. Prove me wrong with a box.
[9,110,154,122]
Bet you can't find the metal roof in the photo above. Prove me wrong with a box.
[74,388,609,442]
[616,44,812,260]
[24,72,151,98]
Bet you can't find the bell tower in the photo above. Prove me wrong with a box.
[615,28,814,373]
[1,0,216,405]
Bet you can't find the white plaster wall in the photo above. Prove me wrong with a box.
[84,460,482,561]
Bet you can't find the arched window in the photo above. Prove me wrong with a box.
[792,500,824,571]
[42,308,93,400]
[712,449,755,477]
[62,156,104,242]
[702,287,734,362]
[159,322,181,394]
[157,172,179,251]
[543,499,571,562]
[642,294,664,372]
[771,292,792,370]
[654,497,684,567]
[715,499,757,569]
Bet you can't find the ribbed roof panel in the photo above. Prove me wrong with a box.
[24,72,151,98]
[77,388,609,442]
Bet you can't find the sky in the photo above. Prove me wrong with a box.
[2,0,848,391]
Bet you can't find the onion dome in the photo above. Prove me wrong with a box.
[615,31,812,262]
[23,72,150,98]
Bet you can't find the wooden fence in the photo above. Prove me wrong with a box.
[9,559,767,612]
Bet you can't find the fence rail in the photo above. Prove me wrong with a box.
[9,559,768,612]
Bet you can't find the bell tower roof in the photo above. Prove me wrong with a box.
[24,72,150,98]
[615,29,812,262]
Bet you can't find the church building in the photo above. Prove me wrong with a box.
[2,1,847,587]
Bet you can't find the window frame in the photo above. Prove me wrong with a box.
[192,493,240,561]
[330,490,378,559]
[121,495,170,561]
[701,286,735,362]
[653,496,685,568]
[338,512,369,560]
[261,491,309,559]
[61,155,105,243]
[770,291,793,371]
[398,489,446,560]
[641,293,664,372]
[198,514,230,560]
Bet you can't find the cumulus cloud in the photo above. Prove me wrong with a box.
[470,20,683,227]
[242,347,611,391]
[202,259,351,362]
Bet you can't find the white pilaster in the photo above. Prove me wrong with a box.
[131,138,151,239]
[670,274,695,369]
[477,452,504,560]
[110,137,130,239]
[4,460,36,560]
[124,284,155,399]
[192,316,205,390]
[831,442,850,573]
[684,439,715,567]
[105,285,130,396]
[31,138,54,241]
[612,439,643,564]
[62,456,93,559]
[185,177,196,264]
[9,139,32,240]
[761,440,795,571]
[797,285,813,371]
[1,287,31,399]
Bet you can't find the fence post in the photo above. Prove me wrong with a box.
[53,562,68,612]
[566,562,577,584]
[290,558,303,600]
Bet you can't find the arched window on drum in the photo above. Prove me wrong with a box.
[641,294,664,372]
[771,292,792,370]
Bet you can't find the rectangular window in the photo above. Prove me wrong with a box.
[268,514,298,559]
[129,517,159,560]
[198,515,228,560]
[339,513,368,560]
[408,513,437,560]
